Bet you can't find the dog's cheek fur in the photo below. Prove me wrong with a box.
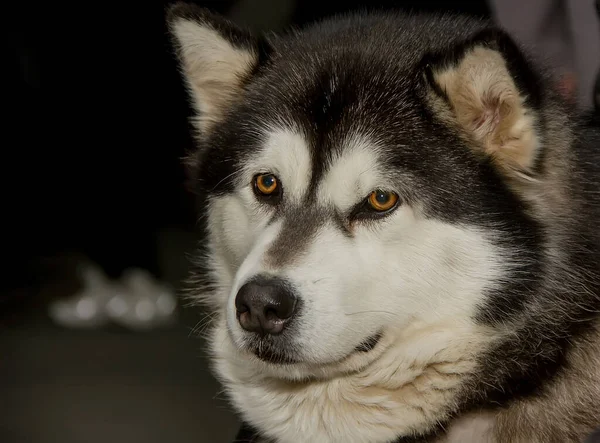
[277,214,507,362]
[191,190,268,311]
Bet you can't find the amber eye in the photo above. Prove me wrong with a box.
[368,190,399,212]
[254,174,279,196]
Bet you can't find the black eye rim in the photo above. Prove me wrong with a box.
[252,173,282,202]
[350,189,401,220]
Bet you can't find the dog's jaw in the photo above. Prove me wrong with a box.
[211,316,499,443]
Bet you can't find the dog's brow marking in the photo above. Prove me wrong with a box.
[250,128,312,204]
[319,135,384,211]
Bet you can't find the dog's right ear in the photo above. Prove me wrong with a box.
[422,28,545,177]
[167,2,270,135]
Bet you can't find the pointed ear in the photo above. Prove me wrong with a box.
[167,3,270,135]
[423,29,545,175]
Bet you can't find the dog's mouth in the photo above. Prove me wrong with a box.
[252,345,299,365]
[248,331,383,365]
[354,332,382,353]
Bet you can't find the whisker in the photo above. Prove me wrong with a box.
[211,168,241,191]
[344,309,398,316]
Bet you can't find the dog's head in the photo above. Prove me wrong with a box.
[168,4,553,377]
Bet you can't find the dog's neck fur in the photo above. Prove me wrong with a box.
[227,324,600,443]
[212,316,500,443]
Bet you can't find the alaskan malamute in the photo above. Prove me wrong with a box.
[167,3,600,442]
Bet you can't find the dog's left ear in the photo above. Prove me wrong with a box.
[423,29,544,175]
[166,2,270,135]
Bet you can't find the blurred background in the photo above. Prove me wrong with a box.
[2,1,599,442]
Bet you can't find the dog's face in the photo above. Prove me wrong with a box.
[168,6,544,377]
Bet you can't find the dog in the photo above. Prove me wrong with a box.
[166,3,600,442]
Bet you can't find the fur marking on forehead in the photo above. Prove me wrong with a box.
[243,127,312,203]
[319,135,388,211]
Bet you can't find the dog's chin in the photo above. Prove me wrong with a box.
[246,332,383,366]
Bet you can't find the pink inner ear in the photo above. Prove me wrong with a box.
[472,103,501,136]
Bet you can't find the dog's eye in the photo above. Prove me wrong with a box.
[367,190,399,212]
[253,173,280,198]
[255,174,278,194]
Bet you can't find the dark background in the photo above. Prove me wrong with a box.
[1,1,597,443]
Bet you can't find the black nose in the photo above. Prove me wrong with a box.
[235,277,297,335]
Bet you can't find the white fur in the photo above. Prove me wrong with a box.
[436,412,496,443]
[212,317,497,443]
[201,128,510,442]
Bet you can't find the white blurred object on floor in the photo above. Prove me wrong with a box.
[48,263,113,328]
[106,268,178,330]
[48,262,178,330]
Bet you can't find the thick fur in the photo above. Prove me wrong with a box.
[167,3,600,442]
